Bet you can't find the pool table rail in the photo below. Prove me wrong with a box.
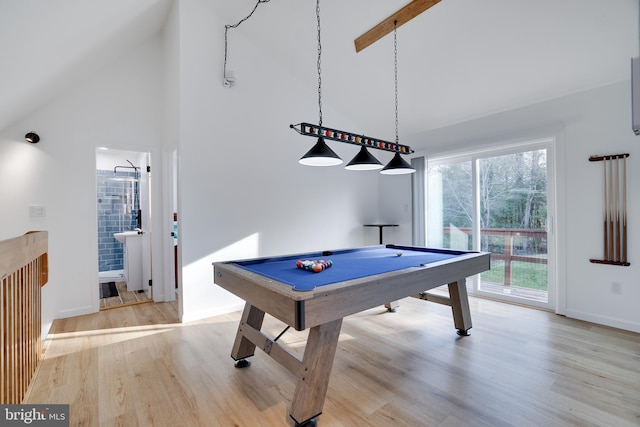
[214,263,314,330]
[213,246,490,331]
[302,250,489,330]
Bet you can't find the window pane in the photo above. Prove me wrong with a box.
[478,150,548,302]
[427,161,472,250]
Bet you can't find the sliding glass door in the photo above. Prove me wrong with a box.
[426,141,555,309]
[427,160,473,250]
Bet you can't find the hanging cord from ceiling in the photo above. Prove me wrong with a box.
[394,20,399,145]
[223,0,271,87]
[316,0,322,127]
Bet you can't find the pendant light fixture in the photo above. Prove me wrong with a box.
[299,137,342,166]
[294,4,415,173]
[345,146,383,170]
[380,21,415,175]
[298,0,343,166]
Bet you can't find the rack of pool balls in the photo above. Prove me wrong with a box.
[296,259,333,273]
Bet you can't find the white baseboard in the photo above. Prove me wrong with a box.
[180,303,244,324]
[564,309,640,333]
[57,305,95,319]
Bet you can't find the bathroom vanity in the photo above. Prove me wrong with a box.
[114,231,143,291]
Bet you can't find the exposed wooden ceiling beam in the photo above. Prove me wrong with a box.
[354,0,442,53]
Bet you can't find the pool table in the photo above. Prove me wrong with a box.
[213,244,490,426]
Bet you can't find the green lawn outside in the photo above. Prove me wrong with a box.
[482,260,548,290]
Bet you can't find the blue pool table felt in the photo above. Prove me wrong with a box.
[234,246,459,291]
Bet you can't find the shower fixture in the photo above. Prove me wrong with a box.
[114,162,139,174]
[113,160,142,230]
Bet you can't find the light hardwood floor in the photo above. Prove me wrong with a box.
[26,294,640,426]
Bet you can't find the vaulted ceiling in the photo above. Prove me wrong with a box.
[1,0,636,146]
[0,0,172,132]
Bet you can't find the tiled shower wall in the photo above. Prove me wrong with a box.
[97,170,139,272]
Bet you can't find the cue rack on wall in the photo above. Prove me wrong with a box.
[589,153,630,266]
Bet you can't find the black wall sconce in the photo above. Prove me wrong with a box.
[25,132,40,143]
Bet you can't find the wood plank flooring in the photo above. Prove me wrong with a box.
[26,294,640,426]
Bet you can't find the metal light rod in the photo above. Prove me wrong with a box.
[290,122,414,155]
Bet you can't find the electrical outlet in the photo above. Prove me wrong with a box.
[611,282,622,294]
[223,70,236,87]
[29,205,46,218]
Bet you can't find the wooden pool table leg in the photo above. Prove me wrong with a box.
[231,303,265,366]
[384,301,399,312]
[289,318,343,426]
[447,280,472,336]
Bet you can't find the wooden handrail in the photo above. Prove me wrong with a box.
[1,231,48,404]
[0,231,48,286]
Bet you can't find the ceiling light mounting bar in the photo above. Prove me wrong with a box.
[354,0,442,52]
[290,122,414,155]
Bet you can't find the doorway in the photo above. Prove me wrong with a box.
[96,148,153,309]
[426,139,556,310]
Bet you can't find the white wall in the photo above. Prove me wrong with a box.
[177,0,381,322]
[378,175,414,245]
[0,36,165,335]
[399,80,639,333]
[9,1,632,336]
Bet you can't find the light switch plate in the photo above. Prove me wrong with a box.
[29,205,46,218]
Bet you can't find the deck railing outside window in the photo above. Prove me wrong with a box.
[442,227,548,289]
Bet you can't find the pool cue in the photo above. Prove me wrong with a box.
[608,156,614,261]
[622,156,627,263]
[603,159,608,260]
[615,157,620,262]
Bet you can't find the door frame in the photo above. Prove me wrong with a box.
[423,133,563,312]
[93,145,176,312]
